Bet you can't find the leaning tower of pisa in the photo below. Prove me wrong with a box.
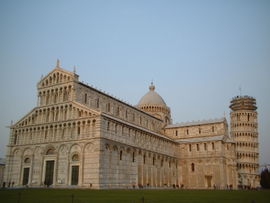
[230,96,259,189]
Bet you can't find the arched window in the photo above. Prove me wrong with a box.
[107,121,110,131]
[120,150,122,160]
[116,107,120,116]
[189,144,192,152]
[84,93,87,104]
[191,163,195,172]
[143,155,146,164]
[46,148,55,155]
[107,103,111,112]
[121,126,124,135]
[196,144,199,151]
[132,152,135,162]
[115,124,117,133]
[14,134,18,145]
[77,126,80,135]
[175,130,178,136]
[24,157,30,163]
[212,142,215,150]
[96,98,99,108]
[212,126,215,132]
[72,154,79,161]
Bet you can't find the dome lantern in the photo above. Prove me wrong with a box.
[149,82,155,91]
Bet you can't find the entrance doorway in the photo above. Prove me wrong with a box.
[22,167,30,185]
[71,165,79,185]
[205,176,212,188]
[44,160,54,186]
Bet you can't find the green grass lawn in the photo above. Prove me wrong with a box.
[0,188,270,203]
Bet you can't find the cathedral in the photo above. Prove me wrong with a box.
[4,61,260,189]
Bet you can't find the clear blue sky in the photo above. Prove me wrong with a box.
[0,0,269,165]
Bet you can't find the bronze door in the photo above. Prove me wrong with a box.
[44,160,54,186]
[22,167,30,185]
[71,165,79,185]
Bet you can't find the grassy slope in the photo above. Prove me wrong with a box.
[0,189,270,203]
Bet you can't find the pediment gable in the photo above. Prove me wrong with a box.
[71,101,100,118]
[37,65,79,89]
[12,101,100,128]
[12,108,38,128]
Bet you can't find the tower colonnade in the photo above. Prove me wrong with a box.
[230,96,259,188]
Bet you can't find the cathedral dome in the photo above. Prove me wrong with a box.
[138,83,166,106]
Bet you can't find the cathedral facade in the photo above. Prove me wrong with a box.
[3,62,260,189]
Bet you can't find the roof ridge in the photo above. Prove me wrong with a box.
[166,117,226,128]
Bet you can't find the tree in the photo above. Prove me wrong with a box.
[260,168,270,189]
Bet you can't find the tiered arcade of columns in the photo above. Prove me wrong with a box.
[230,96,259,188]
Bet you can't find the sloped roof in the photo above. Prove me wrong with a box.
[102,113,174,142]
[176,134,235,144]
[0,158,5,165]
[176,135,224,143]
[165,117,226,128]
